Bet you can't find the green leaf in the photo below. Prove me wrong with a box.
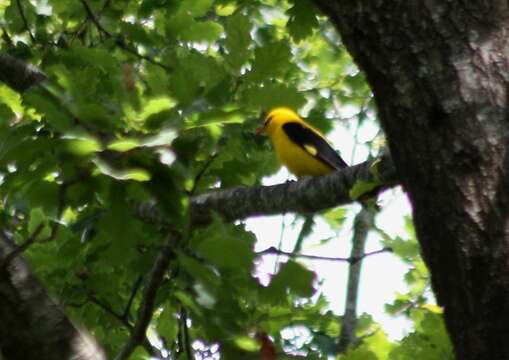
[242,82,306,111]
[264,260,316,304]
[234,336,260,352]
[349,179,380,200]
[181,21,224,43]
[286,0,319,42]
[157,306,179,342]
[323,207,348,229]
[195,219,255,270]
[64,134,102,155]
[139,97,177,122]
[93,159,151,182]
[0,84,23,114]
[224,14,252,71]
[178,0,214,17]
[107,139,141,152]
[0,103,15,124]
[28,208,51,239]
[249,42,291,82]
[23,89,72,131]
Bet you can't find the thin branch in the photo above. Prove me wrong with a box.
[89,296,132,329]
[88,295,163,358]
[15,0,36,42]
[114,38,172,71]
[0,223,45,270]
[115,233,177,360]
[123,276,143,320]
[180,308,193,360]
[1,26,14,48]
[273,213,287,273]
[188,152,219,196]
[79,0,112,36]
[338,207,376,353]
[292,215,315,254]
[78,0,171,70]
[40,181,69,243]
[257,245,391,263]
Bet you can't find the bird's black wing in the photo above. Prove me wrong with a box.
[282,122,348,170]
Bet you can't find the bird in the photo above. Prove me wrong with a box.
[256,107,348,177]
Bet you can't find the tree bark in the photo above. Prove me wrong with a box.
[0,230,105,360]
[312,1,509,359]
[338,207,375,353]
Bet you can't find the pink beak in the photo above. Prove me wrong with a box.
[256,126,265,135]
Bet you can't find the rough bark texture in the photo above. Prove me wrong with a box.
[130,154,396,226]
[0,53,46,92]
[312,1,509,359]
[0,230,105,360]
[190,154,395,225]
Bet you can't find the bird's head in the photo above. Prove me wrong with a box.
[256,107,301,136]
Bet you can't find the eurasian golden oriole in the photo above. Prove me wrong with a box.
[257,107,348,177]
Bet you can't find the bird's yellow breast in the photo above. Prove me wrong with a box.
[270,126,333,177]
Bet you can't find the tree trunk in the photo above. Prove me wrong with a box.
[0,230,105,360]
[312,1,509,359]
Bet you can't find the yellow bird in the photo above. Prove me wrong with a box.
[257,107,348,177]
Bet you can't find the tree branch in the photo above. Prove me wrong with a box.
[0,223,45,270]
[115,233,177,360]
[88,295,162,358]
[338,207,375,353]
[0,53,46,92]
[77,0,171,70]
[190,154,397,225]
[257,245,390,263]
[15,0,36,42]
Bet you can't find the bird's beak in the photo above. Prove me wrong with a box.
[256,126,265,135]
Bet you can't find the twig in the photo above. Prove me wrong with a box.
[89,296,132,329]
[1,26,14,48]
[0,223,45,269]
[89,295,163,358]
[79,0,112,36]
[114,38,172,71]
[273,213,287,273]
[15,0,36,42]
[188,153,219,196]
[78,0,171,70]
[40,182,70,243]
[257,245,391,263]
[115,233,177,360]
[122,276,143,320]
[180,308,193,359]
[291,215,315,254]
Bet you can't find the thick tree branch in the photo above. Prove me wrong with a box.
[0,53,46,92]
[190,154,397,225]
[0,230,106,360]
